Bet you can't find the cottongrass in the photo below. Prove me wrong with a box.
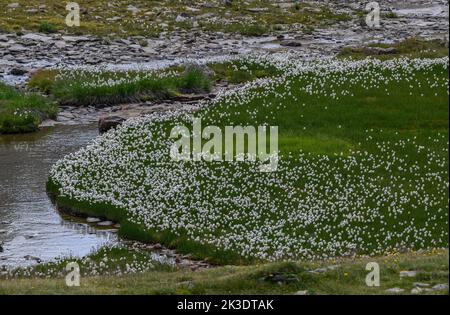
[49,54,449,262]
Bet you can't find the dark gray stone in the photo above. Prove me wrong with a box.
[98,115,126,134]
[280,40,302,47]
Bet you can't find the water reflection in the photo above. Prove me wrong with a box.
[0,124,119,267]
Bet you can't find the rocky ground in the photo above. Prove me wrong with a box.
[1,0,448,84]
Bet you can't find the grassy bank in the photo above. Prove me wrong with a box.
[28,59,281,107]
[48,56,449,265]
[29,67,212,107]
[0,249,448,295]
[0,83,57,134]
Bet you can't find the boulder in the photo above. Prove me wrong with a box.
[9,67,28,76]
[98,115,126,134]
[386,287,404,294]
[86,217,102,223]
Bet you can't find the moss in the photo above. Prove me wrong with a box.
[38,21,58,33]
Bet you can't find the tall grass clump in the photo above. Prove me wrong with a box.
[0,83,57,134]
[45,67,213,107]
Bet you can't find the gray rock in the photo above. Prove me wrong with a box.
[386,287,404,294]
[21,33,52,42]
[126,5,140,15]
[399,270,417,278]
[411,287,422,294]
[262,273,299,284]
[294,290,309,295]
[86,217,102,223]
[24,255,41,263]
[247,8,269,13]
[9,67,28,76]
[7,3,19,9]
[61,36,90,43]
[8,44,27,52]
[97,221,114,226]
[432,283,449,291]
[413,282,430,288]
[175,15,188,23]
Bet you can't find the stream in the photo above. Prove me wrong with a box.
[0,124,120,268]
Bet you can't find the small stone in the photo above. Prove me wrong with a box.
[86,217,101,223]
[413,282,430,288]
[432,283,449,291]
[411,287,422,294]
[97,221,114,226]
[400,270,417,278]
[7,3,19,9]
[24,255,41,263]
[294,290,309,295]
[126,5,140,15]
[326,265,340,271]
[247,7,269,13]
[386,287,404,294]
[21,33,52,42]
[280,40,302,47]
[9,67,28,76]
[175,15,188,23]
[39,119,58,128]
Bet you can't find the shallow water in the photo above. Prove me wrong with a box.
[0,124,119,267]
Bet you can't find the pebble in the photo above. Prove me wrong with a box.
[86,217,102,223]
[411,287,423,294]
[432,283,449,291]
[386,287,405,294]
[97,221,114,226]
[399,270,417,277]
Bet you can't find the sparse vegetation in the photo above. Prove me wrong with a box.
[38,21,57,33]
[338,37,449,59]
[0,0,350,37]
[1,249,448,295]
